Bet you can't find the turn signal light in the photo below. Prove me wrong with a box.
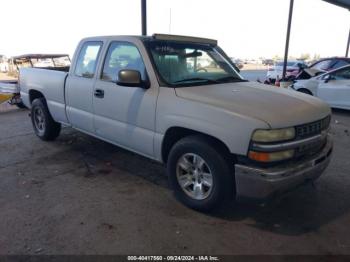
[248,150,294,162]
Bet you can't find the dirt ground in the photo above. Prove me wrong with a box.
[0,101,350,255]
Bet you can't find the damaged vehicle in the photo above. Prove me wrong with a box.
[267,60,306,82]
[290,65,350,110]
[293,67,326,80]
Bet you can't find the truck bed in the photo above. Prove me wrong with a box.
[20,67,69,123]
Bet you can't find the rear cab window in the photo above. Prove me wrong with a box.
[75,41,102,78]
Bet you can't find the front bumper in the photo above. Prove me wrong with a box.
[235,136,333,201]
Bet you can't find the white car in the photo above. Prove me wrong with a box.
[267,60,305,81]
[290,65,350,110]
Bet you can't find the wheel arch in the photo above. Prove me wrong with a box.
[161,126,234,164]
[297,88,313,96]
[29,89,45,104]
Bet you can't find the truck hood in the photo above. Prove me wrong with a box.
[174,81,331,128]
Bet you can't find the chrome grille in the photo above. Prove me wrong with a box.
[296,116,331,139]
[295,137,327,158]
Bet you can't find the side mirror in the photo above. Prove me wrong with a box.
[117,69,149,89]
[323,74,334,83]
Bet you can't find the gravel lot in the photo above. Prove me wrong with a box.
[0,103,350,255]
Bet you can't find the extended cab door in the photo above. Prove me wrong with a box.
[65,41,103,133]
[92,41,158,157]
[318,67,350,109]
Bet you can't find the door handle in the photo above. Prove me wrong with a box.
[94,89,104,98]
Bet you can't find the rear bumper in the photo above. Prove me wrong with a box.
[235,135,333,201]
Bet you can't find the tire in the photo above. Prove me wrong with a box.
[31,98,61,141]
[298,89,312,96]
[167,135,234,211]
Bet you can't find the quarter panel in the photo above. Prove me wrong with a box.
[19,68,68,123]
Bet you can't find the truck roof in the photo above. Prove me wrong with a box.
[82,34,218,46]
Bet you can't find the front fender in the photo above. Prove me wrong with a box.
[154,88,269,160]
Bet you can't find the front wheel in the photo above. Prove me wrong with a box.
[167,136,234,211]
[31,98,61,141]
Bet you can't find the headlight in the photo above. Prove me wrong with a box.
[252,127,295,143]
[248,149,295,162]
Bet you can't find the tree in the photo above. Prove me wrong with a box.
[313,54,321,60]
[299,53,311,61]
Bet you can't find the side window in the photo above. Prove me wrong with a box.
[312,60,331,71]
[102,42,146,82]
[75,41,102,78]
[332,60,349,70]
[332,67,350,80]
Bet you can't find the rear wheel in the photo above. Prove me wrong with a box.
[167,136,234,211]
[31,98,61,141]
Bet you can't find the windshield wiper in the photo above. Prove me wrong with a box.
[215,76,247,83]
[173,77,220,84]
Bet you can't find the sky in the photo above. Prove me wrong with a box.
[0,0,349,59]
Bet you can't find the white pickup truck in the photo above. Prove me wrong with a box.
[20,34,333,211]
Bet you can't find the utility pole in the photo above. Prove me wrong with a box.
[169,8,172,34]
[282,0,294,81]
[141,0,147,36]
[346,27,350,57]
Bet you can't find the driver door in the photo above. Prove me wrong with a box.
[92,41,157,157]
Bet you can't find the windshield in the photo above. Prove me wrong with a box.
[146,41,244,87]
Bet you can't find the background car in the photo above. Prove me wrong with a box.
[290,65,350,110]
[0,55,8,73]
[267,60,306,81]
[309,57,350,72]
[262,59,274,66]
[230,58,244,69]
